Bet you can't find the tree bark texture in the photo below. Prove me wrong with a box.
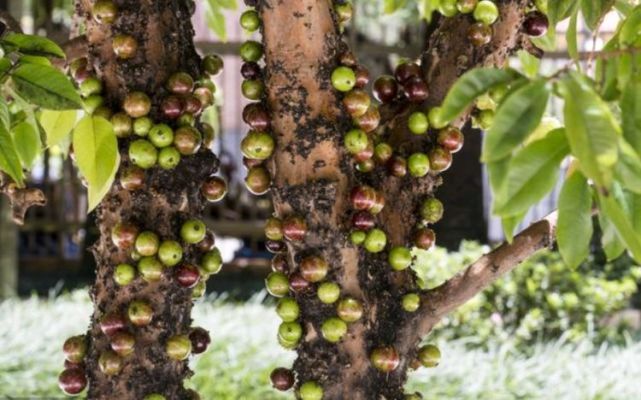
[260,0,531,398]
[80,1,217,398]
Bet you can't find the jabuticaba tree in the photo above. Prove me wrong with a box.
[58,1,226,398]
[237,0,555,399]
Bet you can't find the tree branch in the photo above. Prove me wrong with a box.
[418,211,558,333]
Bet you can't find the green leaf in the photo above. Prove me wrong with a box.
[72,116,120,212]
[549,0,580,23]
[0,119,24,185]
[206,6,227,42]
[12,121,40,169]
[599,209,626,260]
[599,190,641,263]
[482,80,549,162]
[384,0,407,14]
[581,0,615,31]
[615,0,635,15]
[0,96,10,129]
[531,23,557,51]
[621,78,641,152]
[18,55,52,66]
[0,58,12,77]
[11,63,82,110]
[493,128,569,217]
[440,68,520,124]
[566,11,580,62]
[418,0,440,22]
[517,50,541,78]
[39,110,77,149]
[562,72,620,188]
[502,213,526,243]
[1,33,65,58]
[615,139,641,193]
[215,0,237,10]
[557,171,593,268]
[619,5,641,46]
[487,156,511,195]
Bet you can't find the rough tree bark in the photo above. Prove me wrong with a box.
[79,1,217,398]
[259,0,536,398]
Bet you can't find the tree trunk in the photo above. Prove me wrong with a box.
[0,196,18,299]
[80,1,217,398]
[259,0,530,398]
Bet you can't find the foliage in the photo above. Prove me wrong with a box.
[414,242,641,348]
[436,3,641,268]
[205,0,238,41]
[3,290,641,399]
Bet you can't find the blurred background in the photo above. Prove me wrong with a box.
[1,1,641,399]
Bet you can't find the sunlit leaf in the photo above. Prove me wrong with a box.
[11,63,82,110]
[1,33,65,58]
[558,171,593,268]
[12,121,40,169]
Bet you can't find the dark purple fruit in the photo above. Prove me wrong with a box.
[373,75,398,103]
[354,65,370,89]
[289,273,311,293]
[175,264,200,288]
[282,216,307,242]
[99,312,126,337]
[241,62,262,80]
[352,211,375,230]
[524,11,549,37]
[270,367,295,391]
[161,96,183,120]
[403,77,429,103]
[189,327,211,354]
[394,62,421,84]
[58,368,87,395]
[437,126,464,153]
[243,103,271,130]
[167,72,194,95]
[388,156,408,177]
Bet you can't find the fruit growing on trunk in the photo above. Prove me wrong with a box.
[370,346,400,372]
[129,139,158,169]
[173,126,202,155]
[202,54,224,76]
[278,321,303,343]
[364,228,387,253]
[331,66,356,92]
[428,147,453,172]
[158,147,181,169]
[336,297,363,322]
[135,231,160,256]
[201,248,223,274]
[63,336,87,363]
[413,227,436,250]
[317,282,341,304]
[299,381,323,400]
[282,216,307,242]
[175,264,201,288]
[473,0,499,25]
[111,222,139,249]
[420,197,444,224]
[276,297,300,322]
[417,344,441,367]
[127,300,153,326]
[189,327,211,354]
[201,176,227,202]
[93,0,118,24]
[113,34,137,59]
[373,75,398,103]
[114,263,136,285]
[321,317,348,343]
[388,246,413,271]
[149,124,175,148]
[457,0,478,13]
[402,293,421,312]
[137,256,163,282]
[167,72,194,95]
[99,312,126,337]
[166,335,192,361]
[266,272,289,297]
[523,11,549,37]
[240,9,261,31]
[300,255,329,282]
[437,126,464,153]
[58,368,87,395]
[110,331,135,357]
[270,367,295,391]
[98,350,122,375]
[120,166,145,190]
[343,89,371,117]
[240,40,264,62]
[181,219,206,244]
[408,111,429,135]
[158,240,183,267]
[241,131,275,160]
[408,153,430,177]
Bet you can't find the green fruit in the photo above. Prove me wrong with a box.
[299,381,323,400]
[127,300,153,326]
[388,246,412,271]
[438,0,459,17]
[473,0,499,25]
[80,77,103,97]
[402,293,421,312]
[337,297,363,322]
[420,197,444,224]
[408,153,430,177]
[408,111,429,135]
[239,40,263,62]
[266,271,289,297]
[166,335,192,361]
[276,297,300,322]
[278,321,302,343]
[344,128,369,155]
[240,10,260,31]
[202,54,224,76]
[181,219,207,244]
[133,117,153,136]
[202,248,223,274]
[135,231,160,256]
[143,395,166,400]
[457,0,478,13]
[192,280,207,298]
[129,139,158,169]
[417,344,441,367]
[278,334,299,350]
[317,282,340,304]
[428,107,447,129]
[98,350,122,375]
[111,112,132,138]
[158,240,183,267]
[350,230,366,245]
[149,124,174,148]
[114,263,136,285]
[93,0,118,24]
[331,66,356,92]
[321,317,347,343]
[241,79,264,100]
[138,256,163,282]
[158,147,181,170]
[83,94,104,114]
[477,109,494,130]
[241,131,275,160]
[364,228,387,253]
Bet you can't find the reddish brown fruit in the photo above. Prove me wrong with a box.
[373,75,398,103]
[355,106,380,133]
[300,256,329,282]
[394,62,421,83]
[245,166,271,195]
[370,346,401,372]
[282,216,307,242]
[350,185,377,211]
[120,166,145,190]
[270,367,295,391]
[271,254,289,273]
[99,312,127,337]
[388,156,407,177]
[289,273,311,293]
[196,231,216,253]
[63,336,87,363]
[174,126,202,155]
[110,331,135,357]
[166,72,194,95]
[161,96,184,120]
[343,89,371,118]
[243,103,271,130]
[414,227,436,250]
[339,51,357,67]
[429,147,453,172]
[201,176,227,202]
[354,65,370,88]
[111,222,139,249]
[265,240,286,254]
[112,34,137,59]
[403,77,429,103]
[468,22,493,47]
[175,264,201,288]
[437,127,464,153]
[58,368,87,395]
[352,211,376,230]
[189,327,211,354]
[183,95,203,116]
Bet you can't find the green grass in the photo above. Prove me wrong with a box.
[2,291,641,399]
